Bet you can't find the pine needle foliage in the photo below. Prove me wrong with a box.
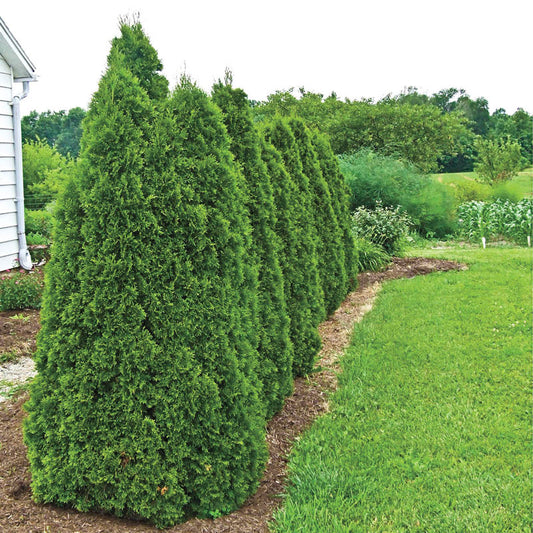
[288,118,346,315]
[260,118,323,376]
[211,78,293,418]
[310,131,359,292]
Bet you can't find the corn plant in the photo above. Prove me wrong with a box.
[457,198,532,244]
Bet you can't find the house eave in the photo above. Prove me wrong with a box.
[0,17,36,81]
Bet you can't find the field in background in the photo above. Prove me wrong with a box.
[433,168,533,201]
[272,247,532,533]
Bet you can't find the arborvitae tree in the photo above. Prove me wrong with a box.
[211,77,293,418]
[24,48,190,526]
[311,131,359,291]
[25,23,266,527]
[161,78,267,518]
[260,118,323,376]
[110,18,169,101]
[288,118,346,315]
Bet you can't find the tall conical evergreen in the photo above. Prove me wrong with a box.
[24,24,267,527]
[211,78,293,417]
[260,118,323,376]
[24,47,189,526]
[110,18,169,101]
[311,131,359,291]
[161,78,267,517]
[288,118,346,315]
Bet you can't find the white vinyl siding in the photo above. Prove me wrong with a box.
[0,53,18,270]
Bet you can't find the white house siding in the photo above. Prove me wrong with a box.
[0,53,18,272]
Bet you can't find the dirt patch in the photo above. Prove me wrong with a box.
[0,257,466,533]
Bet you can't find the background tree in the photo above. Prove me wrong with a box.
[22,139,73,209]
[22,107,86,158]
[473,137,523,184]
[211,77,293,417]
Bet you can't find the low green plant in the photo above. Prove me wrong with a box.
[353,237,391,272]
[26,232,50,246]
[457,198,532,244]
[24,209,54,240]
[352,203,412,255]
[272,247,532,533]
[0,272,44,311]
[340,150,456,237]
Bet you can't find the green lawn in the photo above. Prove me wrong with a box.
[271,247,532,532]
[433,168,533,202]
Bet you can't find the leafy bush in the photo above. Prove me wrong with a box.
[24,209,54,240]
[474,136,522,184]
[352,203,412,255]
[451,180,490,205]
[0,271,44,311]
[339,150,456,237]
[457,198,532,244]
[353,238,391,272]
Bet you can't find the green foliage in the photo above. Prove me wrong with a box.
[21,107,86,158]
[254,89,468,172]
[353,237,391,272]
[340,150,456,237]
[111,18,169,101]
[261,118,323,376]
[272,247,532,533]
[474,136,523,184]
[352,203,412,255]
[310,131,358,292]
[457,198,533,244]
[22,140,73,210]
[288,117,346,316]
[0,271,44,311]
[24,24,266,528]
[211,77,293,418]
[24,209,54,239]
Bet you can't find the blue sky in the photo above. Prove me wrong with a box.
[3,0,532,116]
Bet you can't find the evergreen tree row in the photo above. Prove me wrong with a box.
[24,20,357,527]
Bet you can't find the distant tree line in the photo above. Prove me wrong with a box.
[22,86,531,179]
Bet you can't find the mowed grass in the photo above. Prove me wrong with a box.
[271,247,532,532]
[433,168,533,201]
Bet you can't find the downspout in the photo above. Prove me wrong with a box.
[11,80,32,270]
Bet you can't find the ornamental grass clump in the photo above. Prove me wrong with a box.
[24,22,267,528]
[260,118,323,376]
[212,77,293,418]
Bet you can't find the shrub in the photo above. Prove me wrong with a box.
[474,136,522,184]
[288,117,346,316]
[24,209,54,239]
[211,77,293,418]
[310,131,358,292]
[353,238,391,272]
[260,119,322,377]
[24,23,267,528]
[0,271,44,311]
[451,180,490,204]
[339,150,456,237]
[352,203,412,255]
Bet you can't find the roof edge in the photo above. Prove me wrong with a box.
[0,17,36,81]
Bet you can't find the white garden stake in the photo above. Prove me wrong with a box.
[528,235,531,247]
[481,236,486,249]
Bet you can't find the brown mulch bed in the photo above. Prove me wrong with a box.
[0,309,40,362]
[0,257,466,533]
